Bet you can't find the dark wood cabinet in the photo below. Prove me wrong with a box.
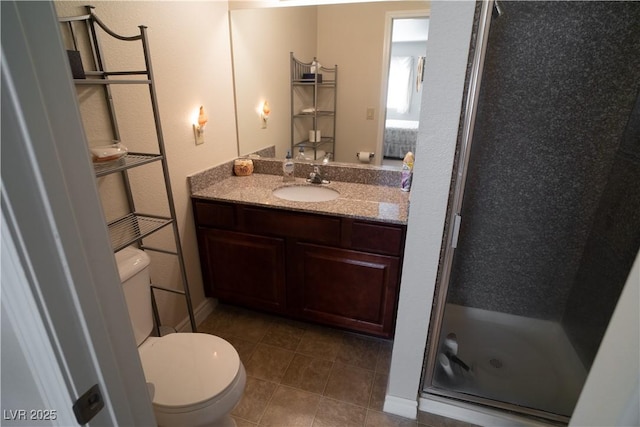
[290,243,400,337]
[193,198,406,338]
[198,229,286,312]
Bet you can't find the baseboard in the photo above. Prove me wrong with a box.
[383,395,418,420]
[176,298,217,332]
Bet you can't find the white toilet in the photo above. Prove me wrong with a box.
[115,247,246,427]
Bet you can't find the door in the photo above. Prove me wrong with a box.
[422,1,640,422]
[377,12,429,167]
[1,2,155,425]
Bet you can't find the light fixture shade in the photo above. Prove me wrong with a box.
[262,101,271,117]
[198,106,208,128]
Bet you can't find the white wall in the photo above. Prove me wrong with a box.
[54,1,238,328]
[384,0,476,418]
[570,254,640,426]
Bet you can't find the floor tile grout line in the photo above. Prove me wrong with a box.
[366,367,377,411]
[266,383,322,427]
[319,356,335,398]
[316,395,370,426]
[309,389,324,427]
[243,322,382,408]
[253,377,280,426]
[247,371,376,413]
[204,309,429,426]
[231,414,257,426]
[243,374,424,426]
[204,308,455,427]
[277,345,297,385]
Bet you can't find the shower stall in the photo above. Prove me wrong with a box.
[422,1,640,423]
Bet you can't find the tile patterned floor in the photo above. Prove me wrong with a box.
[198,304,478,427]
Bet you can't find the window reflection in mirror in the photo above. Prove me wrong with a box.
[382,17,428,167]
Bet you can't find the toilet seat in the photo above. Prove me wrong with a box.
[139,333,240,411]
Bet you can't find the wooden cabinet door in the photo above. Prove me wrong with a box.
[291,242,400,337]
[198,228,286,312]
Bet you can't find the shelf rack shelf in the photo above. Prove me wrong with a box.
[290,52,337,160]
[107,213,173,253]
[59,6,197,334]
[93,153,163,177]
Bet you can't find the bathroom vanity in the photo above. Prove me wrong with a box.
[191,172,409,338]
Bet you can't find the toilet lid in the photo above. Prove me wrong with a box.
[139,333,240,409]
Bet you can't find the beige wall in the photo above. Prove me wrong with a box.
[231,6,318,158]
[317,1,427,163]
[55,1,238,328]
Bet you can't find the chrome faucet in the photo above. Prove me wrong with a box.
[307,165,330,184]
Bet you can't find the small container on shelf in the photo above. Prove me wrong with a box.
[234,158,254,176]
[302,73,323,83]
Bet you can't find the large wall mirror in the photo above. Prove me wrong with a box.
[230,1,430,166]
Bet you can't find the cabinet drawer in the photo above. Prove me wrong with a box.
[350,221,405,256]
[241,206,341,246]
[194,201,235,229]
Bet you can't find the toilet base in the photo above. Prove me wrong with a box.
[213,414,237,427]
[154,362,246,427]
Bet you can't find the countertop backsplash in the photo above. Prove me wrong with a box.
[188,146,404,194]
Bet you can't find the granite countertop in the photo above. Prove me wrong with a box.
[191,173,410,224]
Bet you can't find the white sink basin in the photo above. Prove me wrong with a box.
[272,185,339,202]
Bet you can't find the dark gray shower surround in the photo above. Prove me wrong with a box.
[447,1,640,368]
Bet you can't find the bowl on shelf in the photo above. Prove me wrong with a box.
[90,142,128,163]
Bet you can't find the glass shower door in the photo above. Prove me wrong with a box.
[422,0,640,422]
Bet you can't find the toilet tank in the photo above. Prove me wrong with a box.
[115,247,154,346]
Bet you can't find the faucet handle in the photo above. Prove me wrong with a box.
[307,165,326,184]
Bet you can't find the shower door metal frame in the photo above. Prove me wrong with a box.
[419,1,570,423]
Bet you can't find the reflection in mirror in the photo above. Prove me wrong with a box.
[230,1,429,166]
[382,17,429,167]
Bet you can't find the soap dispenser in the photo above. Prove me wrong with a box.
[295,147,308,161]
[283,151,295,182]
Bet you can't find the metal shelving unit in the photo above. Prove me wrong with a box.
[290,53,337,160]
[59,6,197,333]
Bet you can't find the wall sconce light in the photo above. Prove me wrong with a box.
[260,101,271,129]
[193,106,208,145]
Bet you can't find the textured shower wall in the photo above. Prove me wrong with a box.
[447,1,640,320]
[562,92,640,369]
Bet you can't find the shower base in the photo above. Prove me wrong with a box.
[422,304,587,423]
